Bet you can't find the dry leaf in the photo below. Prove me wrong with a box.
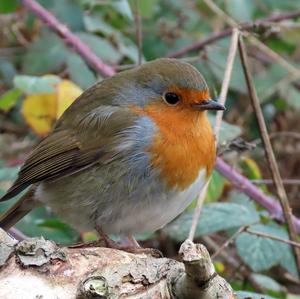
[22,78,82,136]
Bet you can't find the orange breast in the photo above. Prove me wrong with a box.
[132,102,216,190]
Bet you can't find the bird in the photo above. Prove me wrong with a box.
[0,58,225,253]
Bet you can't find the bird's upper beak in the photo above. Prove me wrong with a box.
[191,99,225,111]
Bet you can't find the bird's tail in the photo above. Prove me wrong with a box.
[0,187,39,230]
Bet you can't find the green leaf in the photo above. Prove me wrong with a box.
[67,53,97,89]
[76,33,122,63]
[84,14,115,35]
[130,0,159,18]
[0,89,22,112]
[111,0,133,20]
[207,38,246,93]
[0,0,19,13]
[51,0,84,31]
[164,202,259,241]
[262,0,300,11]
[14,75,61,94]
[236,223,297,276]
[236,291,277,299]
[225,0,256,22]
[251,274,284,292]
[281,84,300,111]
[15,207,79,245]
[254,65,288,102]
[0,60,17,86]
[208,115,242,144]
[205,170,225,203]
[117,35,142,63]
[22,31,69,75]
[230,192,257,212]
[0,166,20,181]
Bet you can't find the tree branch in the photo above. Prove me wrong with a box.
[0,230,236,298]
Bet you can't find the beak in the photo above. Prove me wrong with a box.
[191,99,226,111]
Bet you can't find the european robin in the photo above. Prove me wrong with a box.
[0,58,224,252]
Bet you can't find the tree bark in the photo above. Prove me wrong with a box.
[0,229,236,298]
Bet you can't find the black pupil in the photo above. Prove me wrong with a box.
[165,92,179,105]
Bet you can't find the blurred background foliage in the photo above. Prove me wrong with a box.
[0,0,300,298]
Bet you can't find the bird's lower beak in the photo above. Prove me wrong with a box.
[191,99,225,111]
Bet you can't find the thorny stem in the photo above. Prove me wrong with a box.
[238,35,300,276]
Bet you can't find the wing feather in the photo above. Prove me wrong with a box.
[1,106,137,201]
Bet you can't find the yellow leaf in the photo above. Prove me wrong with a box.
[21,76,82,136]
[240,157,262,180]
[56,80,82,119]
[22,93,57,136]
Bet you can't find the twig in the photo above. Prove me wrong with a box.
[21,0,300,237]
[245,228,300,249]
[214,28,239,142]
[133,0,142,65]
[202,0,300,87]
[251,179,300,186]
[252,131,300,145]
[188,182,209,240]
[20,0,115,77]
[188,29,239,241]
[212,226,247,259]
[168,10,300,58]
[238,35,300,276]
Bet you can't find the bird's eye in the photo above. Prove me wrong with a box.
[163,92,180,106]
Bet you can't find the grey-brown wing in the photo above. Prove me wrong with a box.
[0,106,137,201]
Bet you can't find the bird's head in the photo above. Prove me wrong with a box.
[114,58,225,114]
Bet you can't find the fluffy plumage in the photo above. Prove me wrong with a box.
[0,58,220,234]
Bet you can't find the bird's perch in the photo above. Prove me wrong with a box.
[0,229,235,298]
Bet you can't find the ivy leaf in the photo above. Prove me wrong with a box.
[225,0,256,22]
[67,53,97,89]
[14,75,61,94]
[15,207,79,245]
[164,202,259,241]
[236,223,297,277]
[76,33,122,64]
[22,31,68,75]
[111,0,133,20]
[209,115,242,144]
[251,274,284,292]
